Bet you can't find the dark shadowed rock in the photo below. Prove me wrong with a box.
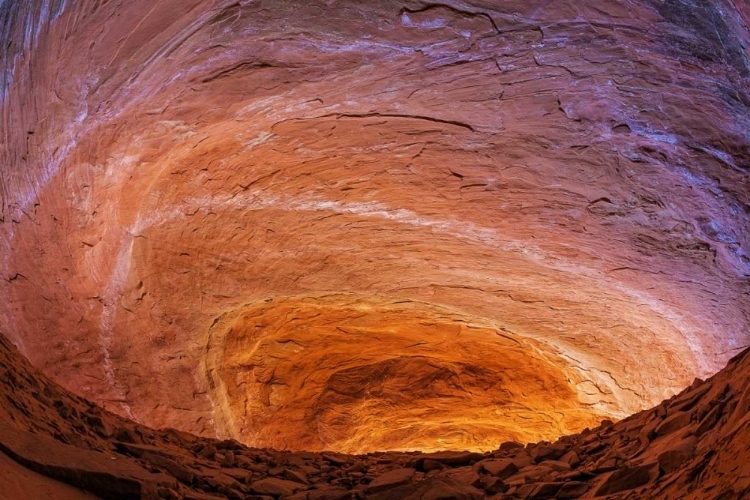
[283,468,310,485]
[656,437,697,475]
[414,451,483,470]
[0,419,172,500]
[476,459,519,479]
[306,487,352,500]
[695,403,725,437]
[530,444,567,463]
[539,460,571,472]
[368,475,484,500]
[366,467,416,493]
[556,481,589,499]
[655,411,693,436]
[559,450,581,469]
[594,462,659,496]
[480,476,508,494]
[515,481,564,499]
[499,442,525,452]
[422,459,447,472]
[321,453,349,466]
[250,477,307,497]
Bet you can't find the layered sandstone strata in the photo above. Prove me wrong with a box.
[1,331,748,499]
[0,0,749,452]
[205,294,604,452]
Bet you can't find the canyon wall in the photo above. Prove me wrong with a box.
[1,0,749,453]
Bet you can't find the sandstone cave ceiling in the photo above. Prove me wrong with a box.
[0,0,749,454]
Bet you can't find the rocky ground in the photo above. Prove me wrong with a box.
[1,331,748,500]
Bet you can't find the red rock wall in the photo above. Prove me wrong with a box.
[1,0,749,452]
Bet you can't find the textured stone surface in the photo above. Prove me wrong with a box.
[0,331,749,499]
[366,467,416,493]
[0,0,749,454]
[0,450,99,500]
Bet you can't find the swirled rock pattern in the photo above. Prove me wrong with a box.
[1,330,749,499]
[1,0,749,453]
[206,294,603,452]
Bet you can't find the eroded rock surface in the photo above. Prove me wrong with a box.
[0,0,749,453]
[207,294,604,452]
[1,331,749,499]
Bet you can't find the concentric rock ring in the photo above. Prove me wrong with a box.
[204,294,605,453]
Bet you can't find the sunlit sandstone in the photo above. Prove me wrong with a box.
[0,0,748,453]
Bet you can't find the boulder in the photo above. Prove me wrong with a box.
[512,454,534,469]
[658,448,693,474]
[559,451,580,469]
[480,476,508,494]
[366,467,416,493]
[221,467,251,483]
[515,482,563,499]
[284,468,310,485]
[556,481,589,499]
[321,453,349,466]
[655,411,692,437]
[0,420,173,500]
[695,403,725,437]
[538,460,571,472]
[250,477,307,497]
[594,462,659,496]
[655,437,697,475]
[499,441,525,452]
[198,444,218,460]
[414,451,484,470]
[476,458,519,479]
[222,450,235,467]
[446,468,482,487]
[530,444,567,463]
[422,459,447,472]
[143,453,196,484]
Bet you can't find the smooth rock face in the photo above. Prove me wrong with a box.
[0,0,749,454]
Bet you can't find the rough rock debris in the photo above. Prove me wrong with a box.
[1,332,749,498]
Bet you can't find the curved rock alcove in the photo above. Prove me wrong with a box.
[1,0,749,455]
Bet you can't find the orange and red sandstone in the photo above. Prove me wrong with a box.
[0,0,749,472]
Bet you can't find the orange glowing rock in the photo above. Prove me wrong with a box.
[0,0,748,458]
